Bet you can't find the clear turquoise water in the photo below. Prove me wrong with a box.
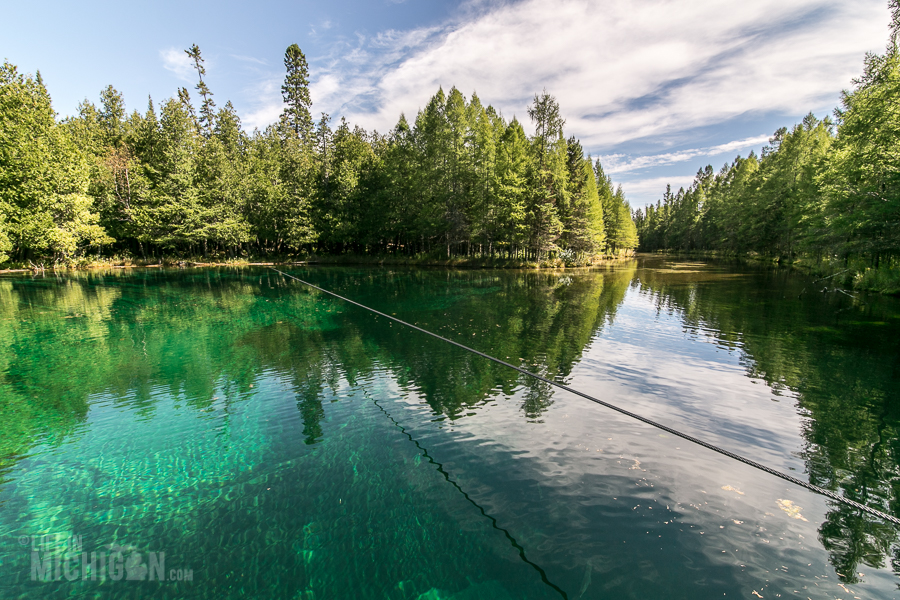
[0,257,899,599]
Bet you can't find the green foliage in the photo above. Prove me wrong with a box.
[637,14,900,281]
[494,119,531,252]
[0,47,641,265]
[0,62,111,262]
[281,43,313,143]
[525,91,566,258]
[821,50,900,260]
[595,161,636,254]
[185,44,216,135]
[562,143,605,256]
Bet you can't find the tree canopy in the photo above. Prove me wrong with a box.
[635,11,900,270]
[0,46,637,264]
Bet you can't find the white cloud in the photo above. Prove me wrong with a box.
[241,75,283,132]
[228,0,887,207]
[602,135,771,174]
[238,25,447,133]
[243,102,283,132]
[159,48,194,82]
[230,54,267,66]
[620,175,698,208]
[301,0,886,152]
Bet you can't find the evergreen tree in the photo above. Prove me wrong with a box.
[495,118,531,256]
[0,62,110,261]
[193,101,252,254]
[281,44,313,143]
[382,114,420,253]
[185,44,216,134]
[610,186,638,252]
[467,95,500,254]
[820,46,900,262]
[414,88,453,255]
[443,87,473,252]
[526,90,565,258]
[98,85,126,147]
[564,146,605,256]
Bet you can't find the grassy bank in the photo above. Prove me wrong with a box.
[0,251,636,274]
[310,252,634,269]
[790,256,900,296]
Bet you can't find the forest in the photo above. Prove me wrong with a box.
[0,44,637,267]
[635,11,900,291]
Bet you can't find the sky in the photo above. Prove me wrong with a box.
[2,0,890,209]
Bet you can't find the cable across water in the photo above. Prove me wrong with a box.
[364,388,568,599]
[270,267,900,527]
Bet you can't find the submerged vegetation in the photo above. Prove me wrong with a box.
[1,261,899,589]
[0,44,636,268]
[635,6,900,294]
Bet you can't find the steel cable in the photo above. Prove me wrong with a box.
[270,267,900,527]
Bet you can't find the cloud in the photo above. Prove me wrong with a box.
[229,0,886,207]
[236,24,448,133]
[310,19,337,37]
[602,135,771,174]
[243,102,283,132]
[230,54,267,66]
[241,75,283,132]
[301,0,885,152]
[620,176,698,208]
[160,48,194,82]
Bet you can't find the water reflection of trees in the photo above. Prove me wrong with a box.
[633,258,900,583]
[5,260,899,586]
[0,264,634,473]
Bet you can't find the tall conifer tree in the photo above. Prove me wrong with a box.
[281,44,313,142]
[185,45,216,134]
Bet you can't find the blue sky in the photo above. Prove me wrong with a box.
[3,0,889,208]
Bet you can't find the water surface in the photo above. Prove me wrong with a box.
[0,257,898,599]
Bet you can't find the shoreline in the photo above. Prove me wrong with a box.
[638,249,900,296]
[0,254,637,274]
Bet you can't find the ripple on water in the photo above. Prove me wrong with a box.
[0,264,898,599]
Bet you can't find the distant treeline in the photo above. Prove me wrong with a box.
[0,44,637,265]
[635,15,900,276]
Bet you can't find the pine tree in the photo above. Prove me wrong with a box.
[467,94,499,254]
[564,147,605,256]
[526,90,565,258]
[444,87,473,251]
[98,85,126,147]
[281,44,313,143]
[0,62,111,261]
[185,45,216,135]
[495,118,530,257]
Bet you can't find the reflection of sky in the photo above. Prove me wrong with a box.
[383,367,874,599]
[572,286,808,470]
[378,282,897,598]
[3,266,899,598]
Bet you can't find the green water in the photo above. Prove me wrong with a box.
[0,257,899,599]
